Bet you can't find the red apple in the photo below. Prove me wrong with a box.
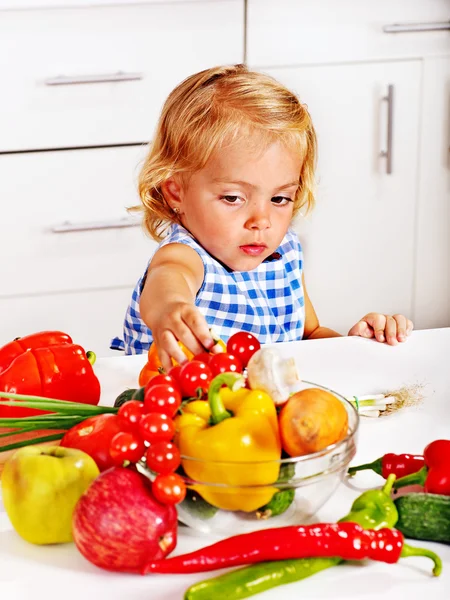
[72,467,177,573]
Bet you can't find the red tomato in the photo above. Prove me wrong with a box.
[60,413,122,471]
[209,352,243,376]
[144,383,182,417]
[117,400,146,433]
[146,441,181,475]
[109,431,145,466]
[193,352,212,365]
[168,364,183,386]
[152,473,186,505]
[139,412,175,444]
[226,331,261,368]
[145,373,180,394]
[178,360,213,398]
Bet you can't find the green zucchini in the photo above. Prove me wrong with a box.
[394,493,450,544]
[114,388,138,408]
[132,387,145,402]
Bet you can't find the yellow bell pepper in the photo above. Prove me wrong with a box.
[177,372,281,512]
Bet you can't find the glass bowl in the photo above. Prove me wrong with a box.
[176,380,358,535]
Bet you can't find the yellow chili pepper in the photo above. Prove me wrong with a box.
[177,373,281,512]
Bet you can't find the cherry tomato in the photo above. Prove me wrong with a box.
[178,360,213,398]
[209,352,243,376]
[144,383,182,417]
[146,442,181,475]
[226,331,261,367]
[109,431,145,465]
[152,473,186,505]
[168,364,183,386]
[145,373,180,394]
[139,412,176,444]
[117,400,146,433]
[60,413,122,471]
[193,352,212,365]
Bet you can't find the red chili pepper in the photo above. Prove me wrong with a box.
[142,522,441,575]
[394,440,450,495]
[0,331,72,375]
[348,453,425,479]
[0,344,100,417]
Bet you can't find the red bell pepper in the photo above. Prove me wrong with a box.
[0,344,101,418]
[394,440,450,495]
[0,330,72,375]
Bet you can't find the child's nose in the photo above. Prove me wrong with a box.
[245,203,271,230]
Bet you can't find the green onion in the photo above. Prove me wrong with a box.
[0,391,118,453]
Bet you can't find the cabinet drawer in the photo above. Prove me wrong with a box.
[0,145,156,296]
[0,0,244,152]
[248,0,450,67]
[0,287,133,358]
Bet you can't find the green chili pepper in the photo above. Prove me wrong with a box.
[184,475,398,600]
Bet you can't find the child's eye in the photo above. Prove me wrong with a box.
[220,195,244,204]
[271,196,293,206]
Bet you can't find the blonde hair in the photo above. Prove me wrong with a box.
[136,64,317,241]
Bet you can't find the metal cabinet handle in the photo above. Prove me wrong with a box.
[383,21,450,33]
[44,71,143,86]
[380,84,394,175]
[51,217,141,233]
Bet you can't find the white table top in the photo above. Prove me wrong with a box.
[1,328,450,600]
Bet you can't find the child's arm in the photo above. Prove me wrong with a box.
[139,244,216,371]
[302,275,414,344]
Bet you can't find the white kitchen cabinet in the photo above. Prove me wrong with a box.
[0,0,244,151]
[248,0,450,331]
[263,61,421,332]
[414,56,450,329]
[0,0,245,355]
[247,0,450,66]
[0,145,155,297]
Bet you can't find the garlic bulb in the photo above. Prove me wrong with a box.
[246,348,300,405]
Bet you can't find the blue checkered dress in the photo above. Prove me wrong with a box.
[111,224,305,354]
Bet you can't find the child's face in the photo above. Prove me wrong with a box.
[174,139,302,272]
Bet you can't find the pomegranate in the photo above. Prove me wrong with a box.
[72,467,177,573]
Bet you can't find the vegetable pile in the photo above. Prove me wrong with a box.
[0,328,447,598]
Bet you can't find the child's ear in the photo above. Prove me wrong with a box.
[161,177,183,212]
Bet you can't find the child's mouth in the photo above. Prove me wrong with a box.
[239,244,267,256]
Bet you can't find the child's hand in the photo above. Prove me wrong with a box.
[151,302,220,371]
[348,313,414,345]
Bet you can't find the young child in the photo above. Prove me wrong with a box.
[111,64,413,371]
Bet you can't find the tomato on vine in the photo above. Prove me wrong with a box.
[145,373,180,394]
[117,400,146,433]
[139,412,175,444]
[178,360,213,398]
[209,352,243,376]
[109,431,145,466]
[226,331,261,368]
[152,473,186,505]
[146,442,181,475]
[144,383,182,417]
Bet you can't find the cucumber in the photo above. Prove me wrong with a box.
[114,388,138,408]
[256,488,295,519]
[181,489,218,519]
[394,493,450,544]
[255,463,296,519]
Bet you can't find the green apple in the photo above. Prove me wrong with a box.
[1,445,99,545]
